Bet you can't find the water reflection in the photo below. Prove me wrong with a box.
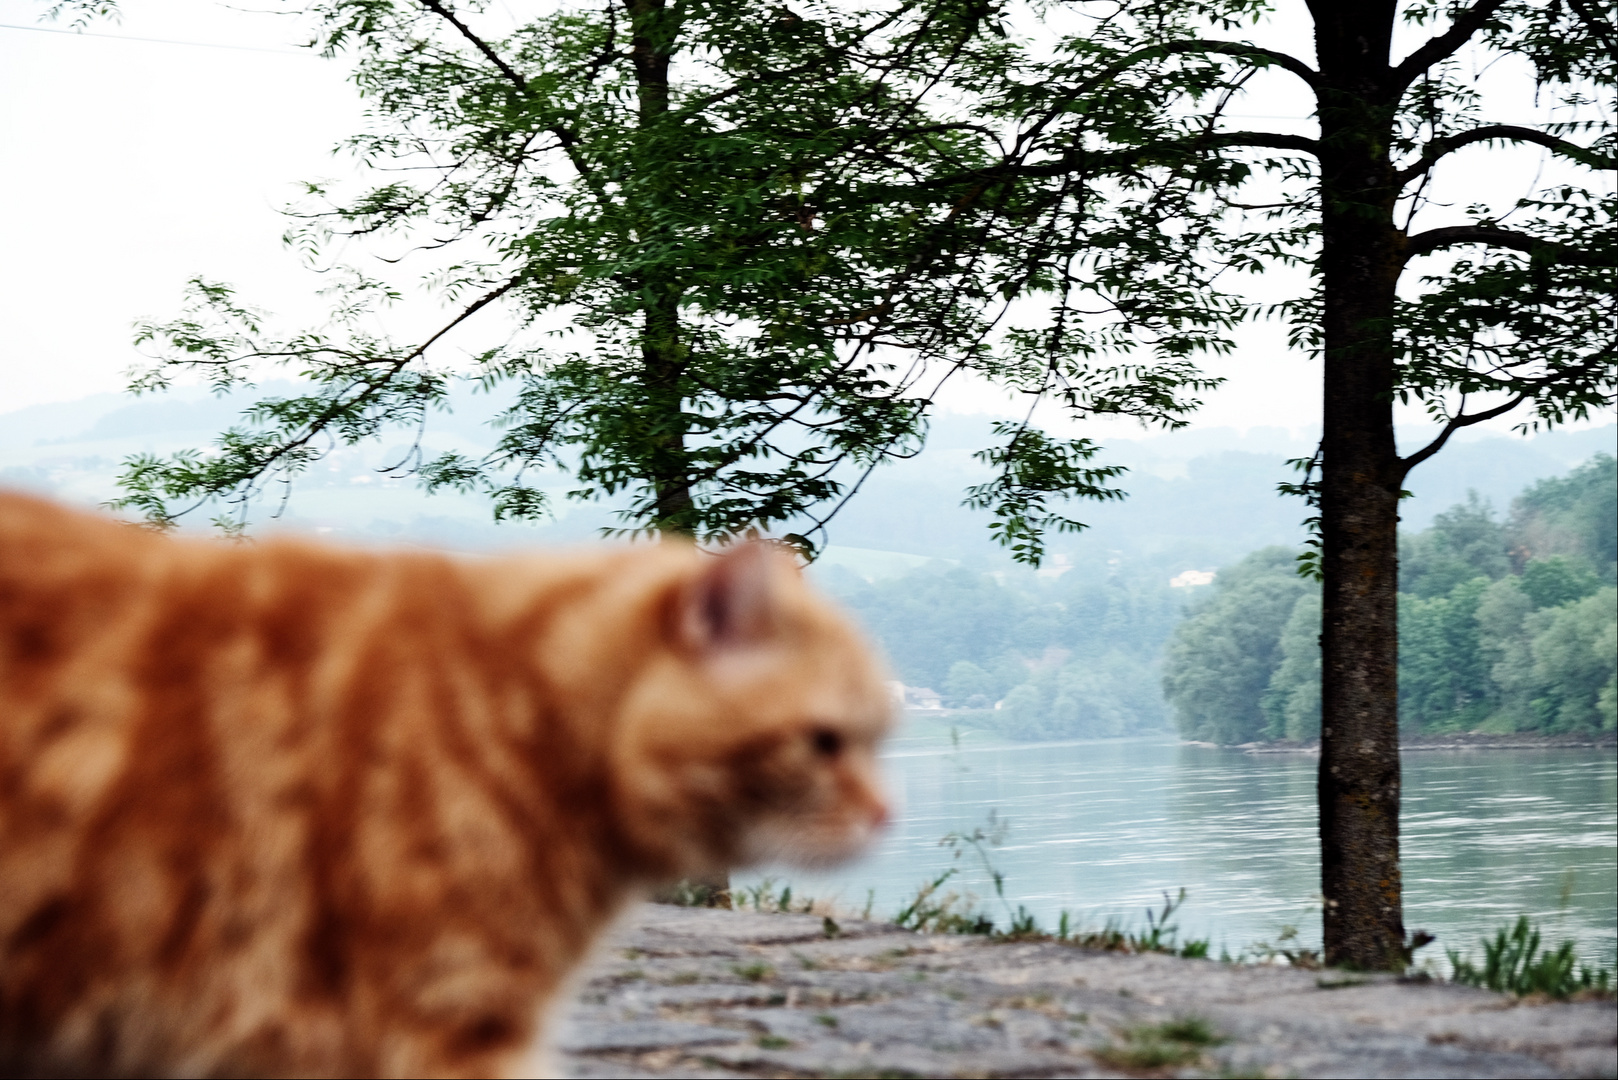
[742,730,1617,967]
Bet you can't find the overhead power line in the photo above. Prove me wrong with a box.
[0,21,302,55]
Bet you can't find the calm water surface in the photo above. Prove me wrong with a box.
[740,727,1618,967]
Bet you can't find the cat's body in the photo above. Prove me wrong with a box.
[0,492,891,1078]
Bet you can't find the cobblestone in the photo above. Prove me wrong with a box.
[554,904,1617,1079]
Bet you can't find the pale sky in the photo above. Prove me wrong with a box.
[1,0,1610,446]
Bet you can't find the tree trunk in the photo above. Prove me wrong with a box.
[627,0,727,906]
[1310,2,1407,969]
[627,0,698,536]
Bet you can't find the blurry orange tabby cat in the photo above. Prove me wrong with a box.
[0,491,892,1078]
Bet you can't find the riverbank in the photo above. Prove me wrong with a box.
[739,735,1615,970]
[1230,731,1618,755]
[555,904,1617,1078]
[899,715,1618,755]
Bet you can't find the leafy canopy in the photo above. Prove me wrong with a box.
[46,0,1613,565]
[96,0,1243,556]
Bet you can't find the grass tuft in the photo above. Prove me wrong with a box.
[1098,1016,1225,1069]
[895,876,1214,959]
[1154,1016,1221,1045]
[733,876,819,916]
[1448,917,1614,999]
[653,878,731,908]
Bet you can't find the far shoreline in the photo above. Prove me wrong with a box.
[1188,731,1618,755]
[896,714,1617,755]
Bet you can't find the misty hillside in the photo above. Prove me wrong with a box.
[2,388,1611,580]
[2,388,1612,742]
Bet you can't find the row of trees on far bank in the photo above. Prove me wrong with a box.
[1165,455,1617,744]
[822,561,1184,740]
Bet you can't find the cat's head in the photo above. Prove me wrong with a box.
[608,543,894,879]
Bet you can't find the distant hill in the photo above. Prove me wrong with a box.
[1,389,1611,574]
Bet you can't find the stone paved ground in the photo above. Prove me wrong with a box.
[555,904,1617,1079]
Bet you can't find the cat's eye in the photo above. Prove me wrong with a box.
[810,728,843,757]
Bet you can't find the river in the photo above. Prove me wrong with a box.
[738,723,1618,971]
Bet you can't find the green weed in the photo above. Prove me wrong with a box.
[1448,917,1614,998]
[653,879,730,908]
[1155,1016,1221,1045]
[733,961,775,983]
[1098,1016,1224,1069]
[894,818,1212,956]
[733,876,816,915]
[892,869,996,935]
[1046,889,1214,958]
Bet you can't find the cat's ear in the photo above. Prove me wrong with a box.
[677,542,780,652]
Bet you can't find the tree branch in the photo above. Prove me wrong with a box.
[1021,130,1318,179]
[406,276,522,362]
[1399,392,1527,477]
[1402,224,1606,266]
[920,130,1319,187]
[1390,0,1510,91]
[413,1,608,186]
[417,0,529,91]
[1156,39,1321,90]
[154,274,525,514]
[1395,125,1616,186]
[1204,131,1321,155]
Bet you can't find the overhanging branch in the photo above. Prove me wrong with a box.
[1402,225,1605,267]
[919,130,1319,188]
[1205,131,1321,155]
[1157,39,1321,90]
[1025,130,1319,178]
[1021,39,1318,152]
[1395,125,1616,186]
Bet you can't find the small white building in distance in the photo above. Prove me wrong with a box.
[886,682,945,713]
[1170,569,1216,588]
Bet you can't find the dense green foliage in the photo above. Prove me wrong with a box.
[823,561,1187,740]
[1164,456,1617,743]
[84,0,1258,554]
[55,3,1609,572]
[1508,457,1618,580]
[1159,547,1312,745]
[818,454,1613,745]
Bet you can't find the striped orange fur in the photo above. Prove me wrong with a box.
[0,492,892,1078]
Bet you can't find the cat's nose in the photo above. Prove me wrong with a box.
[868,799,890,830]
